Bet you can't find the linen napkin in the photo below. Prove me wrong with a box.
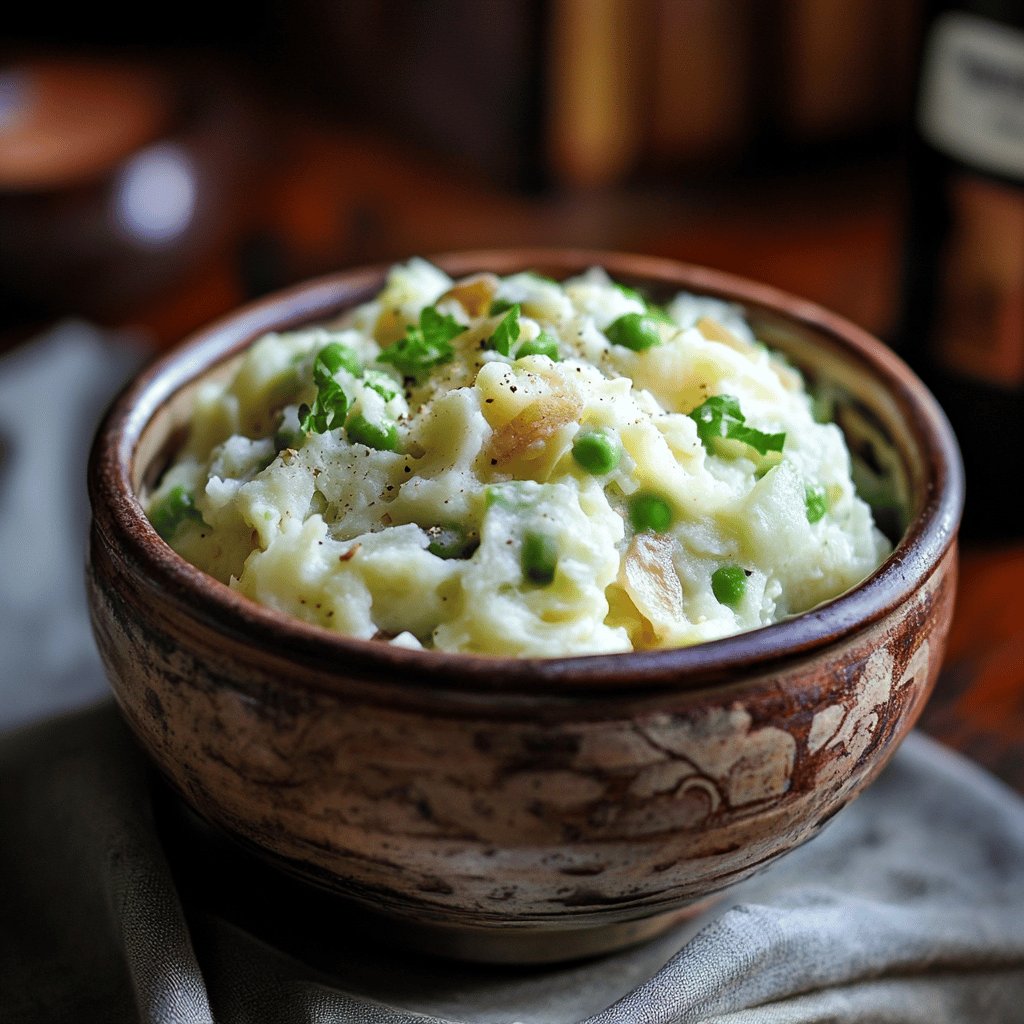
[1,324,1023,1023]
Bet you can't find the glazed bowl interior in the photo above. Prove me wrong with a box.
[108,249,962,695]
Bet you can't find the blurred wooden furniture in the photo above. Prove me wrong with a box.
[93,122,904,350]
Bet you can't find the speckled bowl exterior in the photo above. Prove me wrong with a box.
[87,250,963,961]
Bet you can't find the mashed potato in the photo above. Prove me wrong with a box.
[147,259,891,656]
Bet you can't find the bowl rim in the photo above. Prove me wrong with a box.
[88,248,964,695]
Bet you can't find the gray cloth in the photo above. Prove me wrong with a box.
[0,322,143,730]
[2,325,1024,1023]
[2,708,1024,1023]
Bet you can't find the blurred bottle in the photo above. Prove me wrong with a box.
[897,0,1024,541]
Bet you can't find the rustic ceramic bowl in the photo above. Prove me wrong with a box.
[87,250,963,963]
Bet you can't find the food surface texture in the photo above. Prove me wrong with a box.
[147,260,891,655]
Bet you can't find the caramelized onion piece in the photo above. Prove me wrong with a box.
[771,361,802,392]
[487,391,582,465]
[696,316,750,353]
[619,533,685,635]
[439,273,500,318]
[696,316,800,391]
[374,308,409,346]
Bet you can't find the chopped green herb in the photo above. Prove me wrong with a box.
[515,332,560,361]
[300,343,357,433]
[149,485,202,540]
[521,529,558,585]
[688,394,786,457]
[486,303,521,356]
[489,298,515,315]
[805,484,828,524]
[628,491,673,533]
[317,341,362,377]
[362,368,399,401]
[347,413,400,452]
[425,523,478,560]
[712,565,748,607]
[377,306,465,380]
[572,430,621,475]
[606,312,662,351]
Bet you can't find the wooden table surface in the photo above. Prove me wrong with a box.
[6,120,1021,794]
[919,543,1024,792]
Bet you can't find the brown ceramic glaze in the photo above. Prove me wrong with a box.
[86,250,964,962]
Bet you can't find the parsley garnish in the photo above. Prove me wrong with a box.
[319,341,362,377]
[299,343,357,433]
[377,306,465,381]
[486,303,521,356]
[688,395,786,457]
[362,368,399,401]
[805,484,828,523]
[149,485,203,541]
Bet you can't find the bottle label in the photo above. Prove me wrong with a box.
[919,13,1024,388]
[919,12,1024,180]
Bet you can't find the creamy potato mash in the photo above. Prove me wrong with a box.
[147,259,890,655]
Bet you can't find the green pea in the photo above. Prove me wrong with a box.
[805,484,828,524]
[572,430,621,475]
[347,413,400,452]
[628,492,673,533]
[606,312,662,351]
[515,332,560,361]
[521,529,558,586]
[426,524,478,560]
[712,565,748,607]
[149,485,199,541]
